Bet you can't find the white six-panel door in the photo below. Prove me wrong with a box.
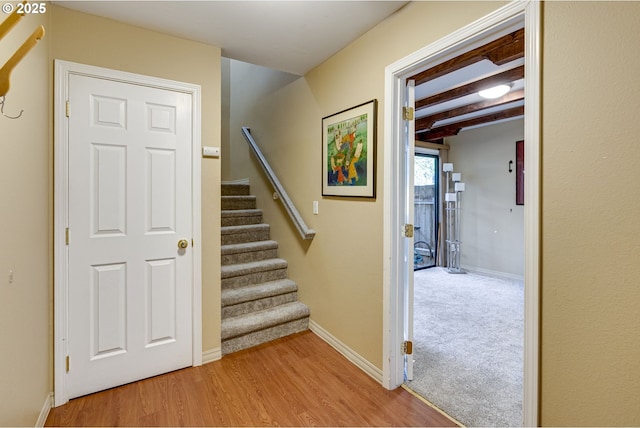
[66,74,193,399]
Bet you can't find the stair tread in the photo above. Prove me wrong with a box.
[221,209,262,217]
[221,258,287,279]
[221,240,278,255]
[221,302,310,340]
[221,279,297,306]
[221,223,269,234]
[222,195,256,201]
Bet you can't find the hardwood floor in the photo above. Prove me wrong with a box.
[46,331,456,427]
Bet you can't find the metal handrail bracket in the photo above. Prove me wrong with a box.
[241,127,316,241]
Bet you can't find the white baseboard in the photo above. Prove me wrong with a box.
[309,320,383,384]
[202,347,222,364]
[460,264,524,282]
[36,392,53,427]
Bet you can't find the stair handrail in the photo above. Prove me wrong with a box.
[241,127,316,241]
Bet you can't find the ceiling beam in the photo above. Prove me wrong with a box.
[415,65,524,111]
[416,89,524,131]
[408,28,524,86]
[416,105,524,140]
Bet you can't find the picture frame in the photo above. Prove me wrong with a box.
[322,99,377,198]
[516,140,524,205]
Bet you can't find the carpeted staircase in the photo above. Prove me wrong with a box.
[221,182,310,355]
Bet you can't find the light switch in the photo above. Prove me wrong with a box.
[202,146,220,158]
[313,201,319,215]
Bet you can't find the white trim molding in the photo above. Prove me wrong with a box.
[202,348,222,365]
[383,1,540,426]
[53,60,203,406]
[309,320,383,384]
[460,265,525,282]
[36,393,54,427]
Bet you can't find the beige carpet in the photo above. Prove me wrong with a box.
[406,267,524,427]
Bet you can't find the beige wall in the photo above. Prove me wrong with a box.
[227,1,505,369]
[0,10,50,426]
[447,119,525,278]
[541,2,640,425]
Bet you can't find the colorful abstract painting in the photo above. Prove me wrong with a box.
[322,100,376,197]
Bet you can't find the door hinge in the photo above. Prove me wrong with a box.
[65,355,70,372]
[192,239,194,247]
[403,224,414,238]
[66,100,70,118]
[402,340,413,355]
[402,106,414,121]
[65,227,70,245]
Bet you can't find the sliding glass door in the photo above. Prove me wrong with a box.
[414,153,438,270]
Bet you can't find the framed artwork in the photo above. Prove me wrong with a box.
[516,140,524,205]
[322,99,377,198]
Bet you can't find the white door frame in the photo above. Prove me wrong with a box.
[382,1,540,426]
[53,60,203,407]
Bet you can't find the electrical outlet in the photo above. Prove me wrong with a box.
[8,270,14,286]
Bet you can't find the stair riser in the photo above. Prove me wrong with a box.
[222,184,250,196]
[222,268,288,289]
[221,215,263,227]
[222,248,278,266]
[221,230,270,245]
[222,198,256,210]
[222,292,298,319]
[222,318,309,355]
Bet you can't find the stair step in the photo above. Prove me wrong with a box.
[222,279,298,318]
[222,278,298,306]
[221,209,263,226]
[221,258,288,289]
[222,195,256,210]
[222,183,250,196]
[221,223,270,245]
[222,317,309,355]
[218,183,310,355]
[221,301,310,341]
[221,240,278,265]
[222,291,298,319]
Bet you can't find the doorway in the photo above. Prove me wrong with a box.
[382,2,540,426]
[410,119,526,426]
[54,61,203,406]
[413,152,438,271]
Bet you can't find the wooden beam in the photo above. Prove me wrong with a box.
[415,65,524,111]
[416,140,450,151]
[408,28,524,86]
[416,89,524,131]
[486,37,525,66]
[416,105,524,140]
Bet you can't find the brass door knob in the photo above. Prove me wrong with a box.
[177,239,189,249]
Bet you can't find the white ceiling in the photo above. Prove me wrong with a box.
[53,1,408,75]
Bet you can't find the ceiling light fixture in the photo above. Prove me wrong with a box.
[478,84,511,99]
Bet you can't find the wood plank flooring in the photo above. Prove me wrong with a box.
[46,331,456,427]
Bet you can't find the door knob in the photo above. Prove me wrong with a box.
[177,239,189,249]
